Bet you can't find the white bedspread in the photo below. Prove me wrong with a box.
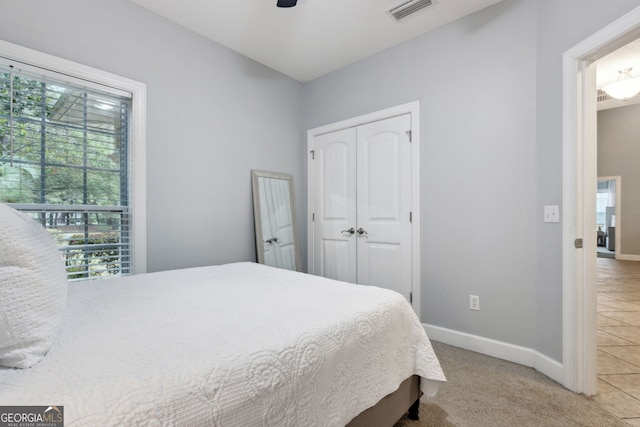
[0,262,445,426]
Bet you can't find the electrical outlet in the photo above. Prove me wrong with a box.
[469,295,480,311]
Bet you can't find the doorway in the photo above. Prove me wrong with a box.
[562,6,640,395]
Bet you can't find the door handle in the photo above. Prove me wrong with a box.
[341,227,355,235]
[357,228,367,236]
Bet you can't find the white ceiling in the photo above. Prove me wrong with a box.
[596,37,640,110]
[129,0,505,82]
[129,0,640,107]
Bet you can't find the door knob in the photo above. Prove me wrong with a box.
[341,227,355,235]
[357,228,367,236]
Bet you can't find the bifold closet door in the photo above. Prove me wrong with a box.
[311,114,412,300]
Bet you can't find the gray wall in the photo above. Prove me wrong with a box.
[0,0,304,273]
[598,104,640,256]
[533,0,639,359]
[305,0,539,354]
[304,0,640,362]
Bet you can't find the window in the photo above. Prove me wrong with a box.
[596,192,608,230]
[0,41,146,280]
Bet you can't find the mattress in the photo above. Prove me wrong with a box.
[0,262,445,426]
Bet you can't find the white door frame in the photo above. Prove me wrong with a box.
[562,6,640,394]
[307,101,422,318]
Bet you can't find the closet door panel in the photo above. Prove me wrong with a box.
[356,114,412,299]
[312,128,357,283]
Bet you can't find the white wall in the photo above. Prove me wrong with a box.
[304,0,640,363]
[598,104,640,256]
[0,0,304,272]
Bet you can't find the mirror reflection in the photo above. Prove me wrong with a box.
[251,170,300,271]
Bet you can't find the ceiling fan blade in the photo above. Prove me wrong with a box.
[277,0,297,7]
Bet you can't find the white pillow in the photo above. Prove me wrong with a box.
[0,203,67,368]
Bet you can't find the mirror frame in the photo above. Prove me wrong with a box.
[251,170,301,271]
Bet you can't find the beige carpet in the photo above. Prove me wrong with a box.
[394,342,626,427]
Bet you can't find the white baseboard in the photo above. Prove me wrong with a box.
[617,253,640,261]
[424,324,565,386]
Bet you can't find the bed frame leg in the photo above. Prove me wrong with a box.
[408,398,420,420]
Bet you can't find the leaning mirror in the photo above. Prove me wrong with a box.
[251,170,301,271]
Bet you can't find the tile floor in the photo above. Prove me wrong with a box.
[594,257,640,425]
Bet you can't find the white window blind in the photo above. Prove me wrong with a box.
[0,62,132,281]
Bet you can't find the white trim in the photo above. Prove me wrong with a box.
[0,39,147,274]
[562,52,581,394]
[0,40,138,97]
[618,254,640,262]
[307,102,418,136]
[306,101,421,318]
[562,6,640,395]
[614,177,622,256]
[131,85,148,274]
[410,104,420,319]
[424,324,564,385]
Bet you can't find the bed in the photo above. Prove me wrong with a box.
[0,206,445,426]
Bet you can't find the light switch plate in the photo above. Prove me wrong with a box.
[544,205,560,223]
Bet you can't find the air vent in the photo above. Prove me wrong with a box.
[597,89,613,103]
[388,0,433,21]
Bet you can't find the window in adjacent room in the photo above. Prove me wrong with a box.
[0,46,146,281]
[596,190,608,231]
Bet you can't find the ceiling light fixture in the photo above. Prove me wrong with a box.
[277,0,297,7]
[602,68,640,100]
